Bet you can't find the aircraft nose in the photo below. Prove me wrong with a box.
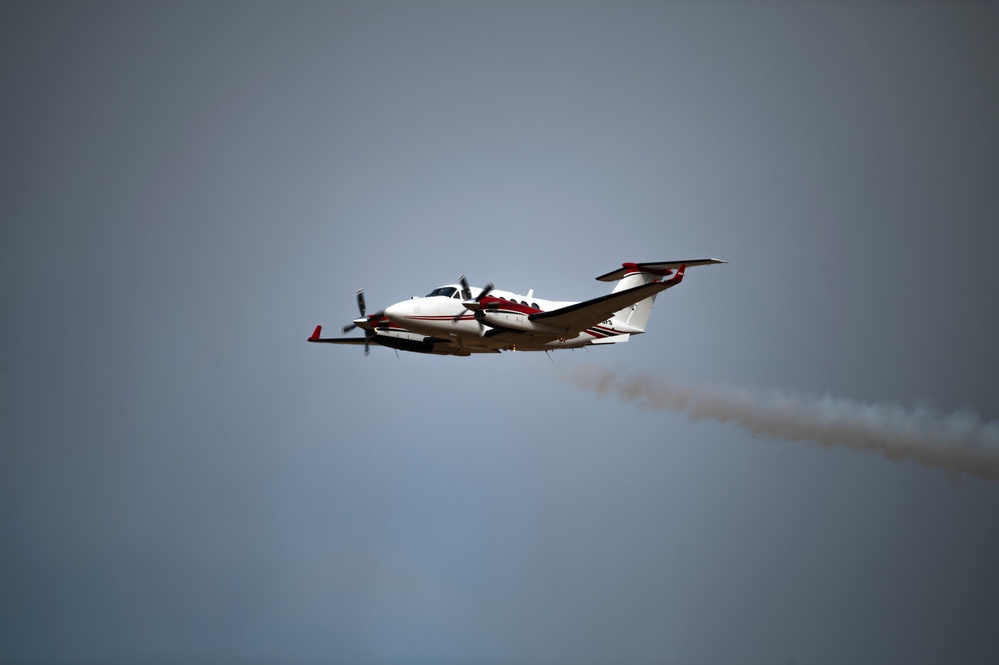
[384,300,413,326]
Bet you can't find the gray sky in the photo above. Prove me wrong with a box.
[2,1,998,663]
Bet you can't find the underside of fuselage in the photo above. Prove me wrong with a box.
[366,327,616,355]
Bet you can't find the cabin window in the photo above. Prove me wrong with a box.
[532,303,538,309]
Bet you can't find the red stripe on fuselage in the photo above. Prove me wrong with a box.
[479,296,543,315]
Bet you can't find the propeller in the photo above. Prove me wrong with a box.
[341,289,384,356]
[452,275,495,323]
[342,290,385,333]
[341,289,365,333]
[451,275,493,326]
[342,290,365,333]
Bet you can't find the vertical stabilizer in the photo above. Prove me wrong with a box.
[609,269,661,331]
[594,259,724,332]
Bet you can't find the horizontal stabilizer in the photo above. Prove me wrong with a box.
[596,259,726,282]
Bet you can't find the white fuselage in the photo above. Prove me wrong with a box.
[384,285,637,352]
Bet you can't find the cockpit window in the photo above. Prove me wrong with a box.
[426,286,458,298]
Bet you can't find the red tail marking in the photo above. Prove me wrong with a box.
[622,262,674,277]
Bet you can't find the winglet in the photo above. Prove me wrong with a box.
[308,325,322,341]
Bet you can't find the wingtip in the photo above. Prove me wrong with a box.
[308,325,322,341]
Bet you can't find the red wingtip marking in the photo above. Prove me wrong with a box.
[309,325,322,341]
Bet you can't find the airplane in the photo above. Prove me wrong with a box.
[307,259,726,356]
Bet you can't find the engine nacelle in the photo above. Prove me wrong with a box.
[478,311,566,335]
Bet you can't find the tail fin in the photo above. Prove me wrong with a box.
[598,260,724,331]
[606,264,673,331]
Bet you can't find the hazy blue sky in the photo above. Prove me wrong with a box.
[2,2,998,664]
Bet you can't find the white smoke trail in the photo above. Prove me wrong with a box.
[559,365,999,482]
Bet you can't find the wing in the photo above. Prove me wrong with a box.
[529,265,687,332]
[307,325,370,344]
[482,328,561,345]
[307,337,369,345]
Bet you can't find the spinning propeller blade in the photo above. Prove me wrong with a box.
[340,289,382,355]
[342,290,366,333]
[452,278,495,323]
